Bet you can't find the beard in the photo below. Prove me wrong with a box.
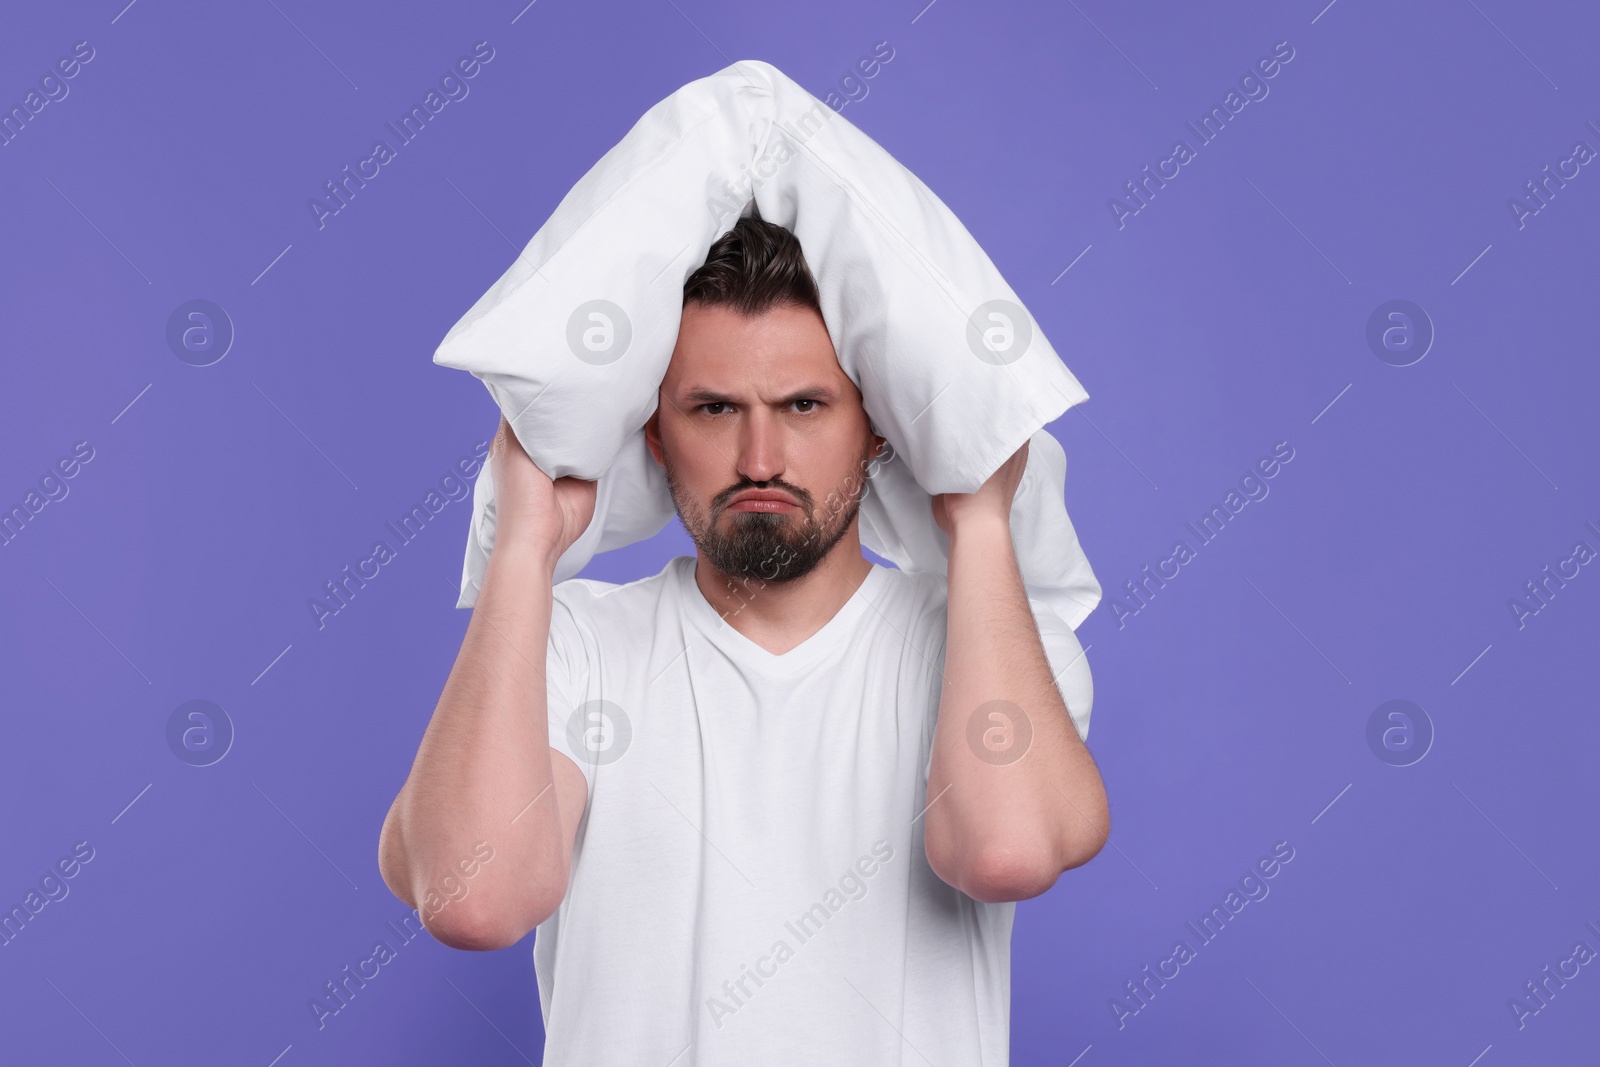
[663,447,873,584]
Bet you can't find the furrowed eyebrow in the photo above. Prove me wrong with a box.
[679,384,840,406]
[680,388,738,405]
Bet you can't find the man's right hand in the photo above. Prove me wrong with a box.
[490,415,597,570]
[378,415,597,950]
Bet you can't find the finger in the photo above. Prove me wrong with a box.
[491,416,511,459]
[496,417,532,462]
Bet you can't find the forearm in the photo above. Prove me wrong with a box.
[924,514,1108,902]
[381,540,572,940]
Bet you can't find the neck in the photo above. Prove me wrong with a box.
[692,527,874,655]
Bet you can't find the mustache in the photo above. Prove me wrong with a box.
[711,477,814,515]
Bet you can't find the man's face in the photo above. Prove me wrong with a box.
[645,300,884,584]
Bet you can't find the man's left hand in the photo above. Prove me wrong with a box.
[931,440,1028,534]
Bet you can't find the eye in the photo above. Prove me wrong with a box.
[791,399,819,413]
[699,402,732,416]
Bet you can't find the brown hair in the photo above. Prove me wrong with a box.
[683,211,822,317]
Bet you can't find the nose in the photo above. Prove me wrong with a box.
[736,406,786,485]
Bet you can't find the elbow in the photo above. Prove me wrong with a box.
[961,844,1063,903]
[930,816,1111,903]
[929,838,1062,904]
[423,900,543,952]
[378,808,566,951]
[925,814,1060,903]
[377,806,415,908]
[1060,806,1111,871]
[423,874,568,951]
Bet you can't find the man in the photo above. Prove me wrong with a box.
[379,215,1109,1064]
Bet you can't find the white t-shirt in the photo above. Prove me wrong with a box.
[533,554,1093,1066]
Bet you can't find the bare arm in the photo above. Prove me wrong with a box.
[378,417,596,950]
[923,442,1110,903]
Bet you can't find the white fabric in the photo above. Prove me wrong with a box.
[433,58,1101,631]
[534,555,1093,1065]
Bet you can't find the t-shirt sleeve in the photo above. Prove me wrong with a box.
[1032,600,1094,744]
[545,591,597,790]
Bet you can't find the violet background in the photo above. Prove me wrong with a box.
[2,0,1597,1064]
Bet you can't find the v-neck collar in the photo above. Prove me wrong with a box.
[675,555,886,674]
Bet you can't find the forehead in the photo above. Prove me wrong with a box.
[663,302,848,392]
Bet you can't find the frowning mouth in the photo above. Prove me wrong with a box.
[724,489,802,513]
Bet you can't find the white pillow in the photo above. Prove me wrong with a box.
[434,59,1102,631]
